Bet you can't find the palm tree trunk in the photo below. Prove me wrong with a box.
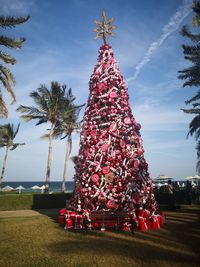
[61,136,72,193]
[44,123,54,193]
[0,146,9,190]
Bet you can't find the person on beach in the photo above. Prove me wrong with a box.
[167,180,175,210]
[185,180,192,205]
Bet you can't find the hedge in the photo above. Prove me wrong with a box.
[0,190,195,211]
[0,193,72,211]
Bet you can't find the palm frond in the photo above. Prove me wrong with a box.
[182,44,200,55]
[0,123,23,148]
[71,156,78,164]
[0,64,16,84]
[10,142,25,150]
[178,65,200,88]
[0,51,16,65]
[13,123,20,138]
[181,108,200,114]
[17,105,46,116]
[0,35,26,49]
[195,127,200,140]
[187,114,200,139]
[40,134,50,140]
[0,15,30,28]
[51,81,61,96]
[0,65,16,102]
[0,92,8,118]
[66,88,76,102]
[19,114,44,122]
[185,90,200,104]
[29,90,48,112]
[192,102,200,107]
[37,85,51,99]
[35,118,48,126]
[192,1,200,27]
[196,140,200,174]
[180,25,200,42]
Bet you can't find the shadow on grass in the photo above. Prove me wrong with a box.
[46,208,200,266]
[34,208,61,223]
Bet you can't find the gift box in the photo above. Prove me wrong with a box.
[59,209,67,216]
[123,223,131,232]
[138,208,144,218]
[157,215,163,227]
[143,209,150,219]
[139,218,148,231]
[151,216,160,229]
[91,222,99,229]
[65,219,74,229]
[66,211,76,219]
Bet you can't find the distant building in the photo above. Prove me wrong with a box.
[153,174,173,183]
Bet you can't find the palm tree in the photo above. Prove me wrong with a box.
[179,1,200,174]
[54,88,84,193]
[0,15,30,118]
[196,141,200,174]
[17,81,66,193]
[182,91,200,174]
[182,91,200,139]
[0,123,25,189]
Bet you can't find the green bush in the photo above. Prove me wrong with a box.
[0,193,72,210]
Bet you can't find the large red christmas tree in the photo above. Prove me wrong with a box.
[59,12,164,231]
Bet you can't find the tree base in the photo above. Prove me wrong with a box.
[58,208,165,232]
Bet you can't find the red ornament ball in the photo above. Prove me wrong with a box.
[101,143,109,152]
[106,199,116,209]
[102,166,110,174]
[91,174,99,184]
[124,117,131,124]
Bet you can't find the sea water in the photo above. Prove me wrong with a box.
[1,181,74,193]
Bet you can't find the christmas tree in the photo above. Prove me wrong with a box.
[59,12,164,231]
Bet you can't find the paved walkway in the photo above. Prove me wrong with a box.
[0,209,60,218]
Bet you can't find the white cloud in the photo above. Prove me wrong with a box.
[133,101,192,132]
[1,0,34,14]
[127,0,192,82]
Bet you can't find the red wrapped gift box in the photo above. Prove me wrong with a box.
[65,219,74,229]
[151,216,160,229]
[122,223,131,232]
[139,217,148,231]
[59,208,67,216]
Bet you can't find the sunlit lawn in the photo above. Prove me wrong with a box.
[0,207,199,267]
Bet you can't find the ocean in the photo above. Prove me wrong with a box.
[1,181,74,193]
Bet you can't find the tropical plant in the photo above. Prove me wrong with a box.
[178,1,200,174]
[182,91,200,138]
[54,88,84,193]
[17,81,66,193]
[0,15,30,118]
[0,123,25,189]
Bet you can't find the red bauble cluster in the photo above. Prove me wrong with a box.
[66,44,161,230]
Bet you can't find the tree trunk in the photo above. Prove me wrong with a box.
[0,146,9,190]
[44,123,54,193]
[61,136,72,193]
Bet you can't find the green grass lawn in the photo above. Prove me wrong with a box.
[0,207,200,267]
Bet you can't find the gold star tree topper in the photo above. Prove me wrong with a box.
[93,11,116,44]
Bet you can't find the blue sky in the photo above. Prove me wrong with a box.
[0,0,196,182]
